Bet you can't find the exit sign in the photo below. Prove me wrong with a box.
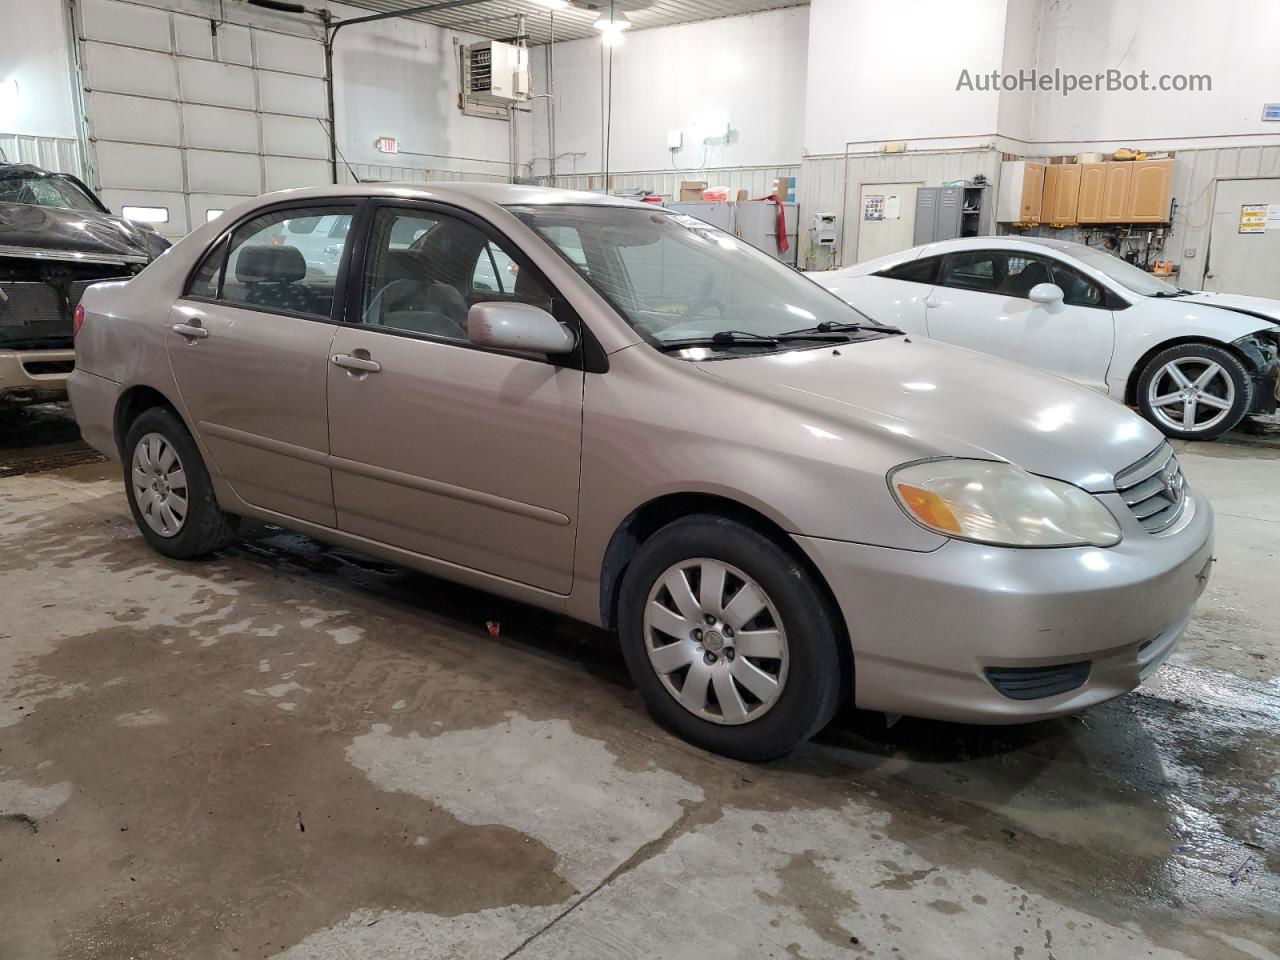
[374,136,399,154]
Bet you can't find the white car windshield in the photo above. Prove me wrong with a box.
[1067,244,1180,297]
[510,203,894,354]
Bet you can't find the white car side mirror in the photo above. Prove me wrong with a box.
[468,301,576,355]
[1028,283,1065,306]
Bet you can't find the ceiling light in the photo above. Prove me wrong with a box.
[592,10,631,31]
[600,23,626,45]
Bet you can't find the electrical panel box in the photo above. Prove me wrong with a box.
[811,212,839,247]
[465,40,529,105]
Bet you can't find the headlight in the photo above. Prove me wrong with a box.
[889,459,1121,548]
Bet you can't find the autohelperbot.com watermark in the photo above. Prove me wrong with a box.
[956,68,1212,96]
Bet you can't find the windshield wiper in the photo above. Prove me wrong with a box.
[1150,288,1194,298]
[780,320,905,336]
[654,329,851,352]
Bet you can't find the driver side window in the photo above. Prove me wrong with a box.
[361,207,551,341]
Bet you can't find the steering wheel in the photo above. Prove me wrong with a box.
[675,274,720,325]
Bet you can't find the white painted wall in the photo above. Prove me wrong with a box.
[1029,0,1280,150]
[332,12,516,178]
[527,6,809,179]
[802,0,1010,156]
[0,0,78,140]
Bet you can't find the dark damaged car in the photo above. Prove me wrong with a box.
[0,163,169,402]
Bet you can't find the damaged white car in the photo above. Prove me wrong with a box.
[810,236,1280,441]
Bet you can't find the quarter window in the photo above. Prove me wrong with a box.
[876,256,939,283]
[362,207,551,340]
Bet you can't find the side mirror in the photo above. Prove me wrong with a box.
[468,302,576,355]
[1028,282,1065,306]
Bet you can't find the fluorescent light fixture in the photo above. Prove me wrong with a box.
[600,23,626,45]
[206,209,226,222]
[122,205,169,223]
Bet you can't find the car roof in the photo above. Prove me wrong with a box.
[912,235,1091,258]
[240,181,651,211]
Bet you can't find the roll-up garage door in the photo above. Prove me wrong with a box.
[74,0,331,240]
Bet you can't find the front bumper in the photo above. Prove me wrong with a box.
[0,348,76,401]
[795,488,1214,724]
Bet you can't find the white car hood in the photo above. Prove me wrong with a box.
[702,335,1165,492]
[1175,291,1280,329]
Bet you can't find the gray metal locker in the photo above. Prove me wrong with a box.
[913,189,938,245]
[913,187,964,244]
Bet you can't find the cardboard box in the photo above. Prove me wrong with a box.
[679,180,708,201]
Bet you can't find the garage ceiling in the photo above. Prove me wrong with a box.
[333,0,809,44]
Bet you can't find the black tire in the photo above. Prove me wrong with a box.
[123,407,239,559]
[1136,342,1252,441]
[617,515,844,762]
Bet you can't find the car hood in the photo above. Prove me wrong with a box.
[1174,291,1280,328]
[699,335,1165,492]
[0,201,166,265]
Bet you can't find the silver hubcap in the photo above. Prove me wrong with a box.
[1147,357,1235,433]
[131,433,188,538]
[643,558,788,725]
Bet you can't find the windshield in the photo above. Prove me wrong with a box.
[1067,244,1178,297]
[0,173,101,213]
[509,204,889,354]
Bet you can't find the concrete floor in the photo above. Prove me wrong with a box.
[0,404,1277,960]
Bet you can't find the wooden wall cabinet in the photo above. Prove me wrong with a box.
[1126,159,1174,222]
[1075,159,1173,224]
[1101,162,1133,222]
[1042,163,1081,226]
[1077,163,1107,222]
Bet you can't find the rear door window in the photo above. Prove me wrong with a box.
[189,205,356,318]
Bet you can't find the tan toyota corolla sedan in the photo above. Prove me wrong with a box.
[69,183,1214,760]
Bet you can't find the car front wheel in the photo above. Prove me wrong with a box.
[618,515,844,761]
[124,407,240,559]
[1137,343,1253,441]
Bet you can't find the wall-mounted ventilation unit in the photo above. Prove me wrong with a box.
[465,40,529,105]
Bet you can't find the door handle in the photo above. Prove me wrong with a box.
[172,322,209,340]
[331,353,381,373]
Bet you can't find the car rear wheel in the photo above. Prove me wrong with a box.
[124,407,239,559]
[1137,343,1252,441]
[618,515,844,761]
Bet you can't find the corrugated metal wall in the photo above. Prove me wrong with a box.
[0,134,84,178]
[540,165,801,204]
[797,148,1004,269]
[1020,145,1280,290]
[339,162,509,184]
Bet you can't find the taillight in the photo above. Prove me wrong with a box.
[73,303,85,338]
